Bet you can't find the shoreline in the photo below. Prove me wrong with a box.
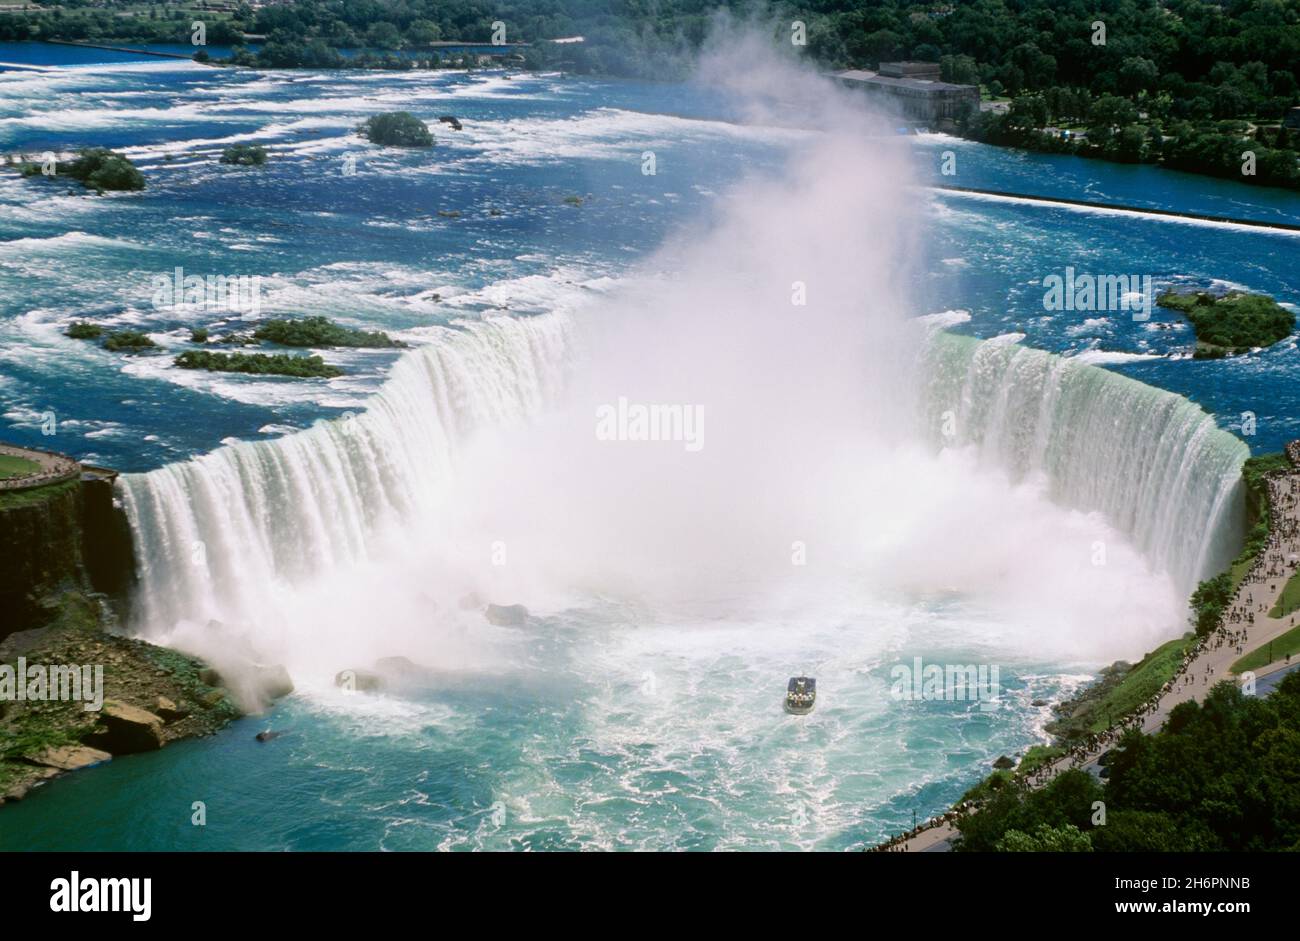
[0,587,244,806]
[874,446,1300,852]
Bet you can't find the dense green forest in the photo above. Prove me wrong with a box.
[3,1,1297,89]
[2,1,1297,185]
[954,674,1300,851]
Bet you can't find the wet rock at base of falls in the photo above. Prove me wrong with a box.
[83,700,166,754]
[252,663,294,701]
[485,603,529,627]
[334,669,385,693]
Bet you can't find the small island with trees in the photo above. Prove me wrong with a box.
[219,144,268,167]
[20,148,144,193]
[251,316,406,349]
[63,316,404,377]
[175,350,344,379]
[1156,289,1296,357]
[66,322,158,352]
[357,113,434,148]
[177,316,406,377]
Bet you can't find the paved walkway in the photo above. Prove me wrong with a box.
[875,462,1300,852]
[0,443,80,491]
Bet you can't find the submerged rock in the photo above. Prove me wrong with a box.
[374,656,429,682]
[485,603,529,627]
[255,730,283,742]
[334,669,385,693]
[252,663,294,701]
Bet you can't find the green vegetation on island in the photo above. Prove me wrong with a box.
[252,316,406,349]
[22,148,144,193]
[65,321,103,340]
[67,323,158,353]
[174,350,344,378]
[1157,290,1296,357]
[219,144,268,166]
[357,112,433,148]
[954,676,1300,851]
[101,330,158,352]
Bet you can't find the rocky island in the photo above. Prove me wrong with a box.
[1156,289,1296,358]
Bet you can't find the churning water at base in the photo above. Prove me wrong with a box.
[0,38,1264,850]
[921,331,1248,596]
[81,316,1250,851]
[119,312,575,632]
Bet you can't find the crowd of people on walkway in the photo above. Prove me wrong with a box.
[871,460,1300,852]
[0,443,80,491]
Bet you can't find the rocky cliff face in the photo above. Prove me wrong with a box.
[0,482,83,642]
[81,476,136,600]
[0,590,244,805]
[0,478,135,642]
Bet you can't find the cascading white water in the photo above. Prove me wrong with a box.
[121,313,1249,644]
[919,331,1248,594]
[119,312,575,632]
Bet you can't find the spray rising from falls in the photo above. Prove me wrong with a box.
[920,331,1248,595]
[115,33,1249,676]
[119,312,574,634]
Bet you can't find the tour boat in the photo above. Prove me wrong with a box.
[784,676,816,715]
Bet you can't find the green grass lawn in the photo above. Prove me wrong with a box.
[1086,635,1192,731]
[1269,570,1300,619]
[1232,622,1300,674]
[0,453,40,479]
[0,478,77,510]
[1047,633,1194,742]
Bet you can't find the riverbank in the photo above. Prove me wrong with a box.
[874,446,1300,851]
[1,445,253,806]
[0,586,242,805]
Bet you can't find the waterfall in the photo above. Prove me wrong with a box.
[119,312,575,632]
[919,331,1248,594]
[120,314,1249,637]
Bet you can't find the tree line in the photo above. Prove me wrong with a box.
[4,1,1296,186]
